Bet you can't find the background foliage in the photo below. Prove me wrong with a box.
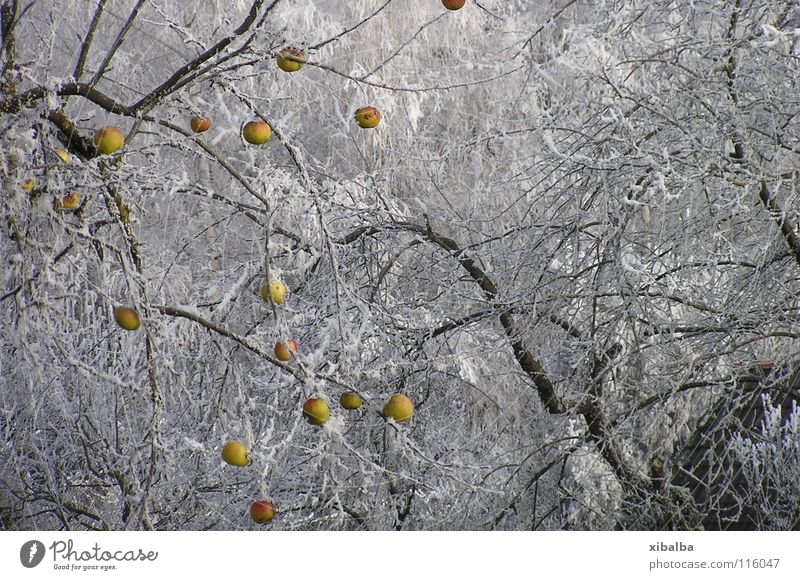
[2,0,799,530]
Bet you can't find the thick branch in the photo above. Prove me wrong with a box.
[397,220,565,414]
[758,180,800,270]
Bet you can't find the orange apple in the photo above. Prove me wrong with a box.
[274,339,298,362]
[94,126,125,155]
[354,106,381,129]
[54,192,81,211]
[242,120,272,145]
[276,47,305,72]
[302,397,331,426]
[340,391,362,410]
[190,116,211,133]
[442,0,466,9]
[250,500,276,524]
[383,394,414,422]
[260,280,287,304]
[221,440,251,467]
[114,306,140,331]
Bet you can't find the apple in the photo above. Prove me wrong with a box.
[55,149,71,163]
[274,339,298,362]
[114,306,140,331]
[94,126,125,155]
[442,0,466,9]
[260,280,287,305]
[276,47,305,72]
[383,394,414,422]
[340,391,362,410]
[221,440,251,467]
[242,120,272,145]
[190,116,211,133]
[54,192,81,211]
[250,500,276,524]
[354,106,381,129]
[302,397,331,426]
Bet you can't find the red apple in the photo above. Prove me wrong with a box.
[242,120,272,145]
[442,0,466,9]
[250,500,276,524]
[190,116,211,133]
[303,397,331,426]
[354,106,381,129]
[383,394,414,422]
[274,339,298,362]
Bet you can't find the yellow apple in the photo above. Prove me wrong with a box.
[114,306,140,331]
[339,391,362,410]
[250,500,276,524]
[221,440,251,467]
[260,280,287,304]
[274,339,298,362]
[354,106,381,129]
[276,47,305,72]
[94,126,125,155]
[55,149,71,163]
[190,116,212,133]
[242,120,272,145]
[442,0,466,9]
[302,397,331,426]
[383,394,414,422]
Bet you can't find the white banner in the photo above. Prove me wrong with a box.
[1,531,797,579]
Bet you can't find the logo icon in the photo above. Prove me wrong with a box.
[20,540,46,568]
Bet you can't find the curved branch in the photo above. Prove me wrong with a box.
[130,0,277,112]
[758,180,800,270]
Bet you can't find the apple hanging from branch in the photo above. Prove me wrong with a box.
[242,120,272,145]
[53,192,81,211]
[442,0,466,9]
[354,106,381,129]
[221,440,251,467]
[340,391,363,410]
[276,47,305,72]
[261,280,287,305]
[383,394,414,422]
[274,339,298,362]
[114,306,140,331]
[190,116,212,133]
[94,126,125,155]
[302,397,331,426]
[250,500,276,524]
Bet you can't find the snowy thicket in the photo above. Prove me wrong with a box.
[1,0,799,530]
